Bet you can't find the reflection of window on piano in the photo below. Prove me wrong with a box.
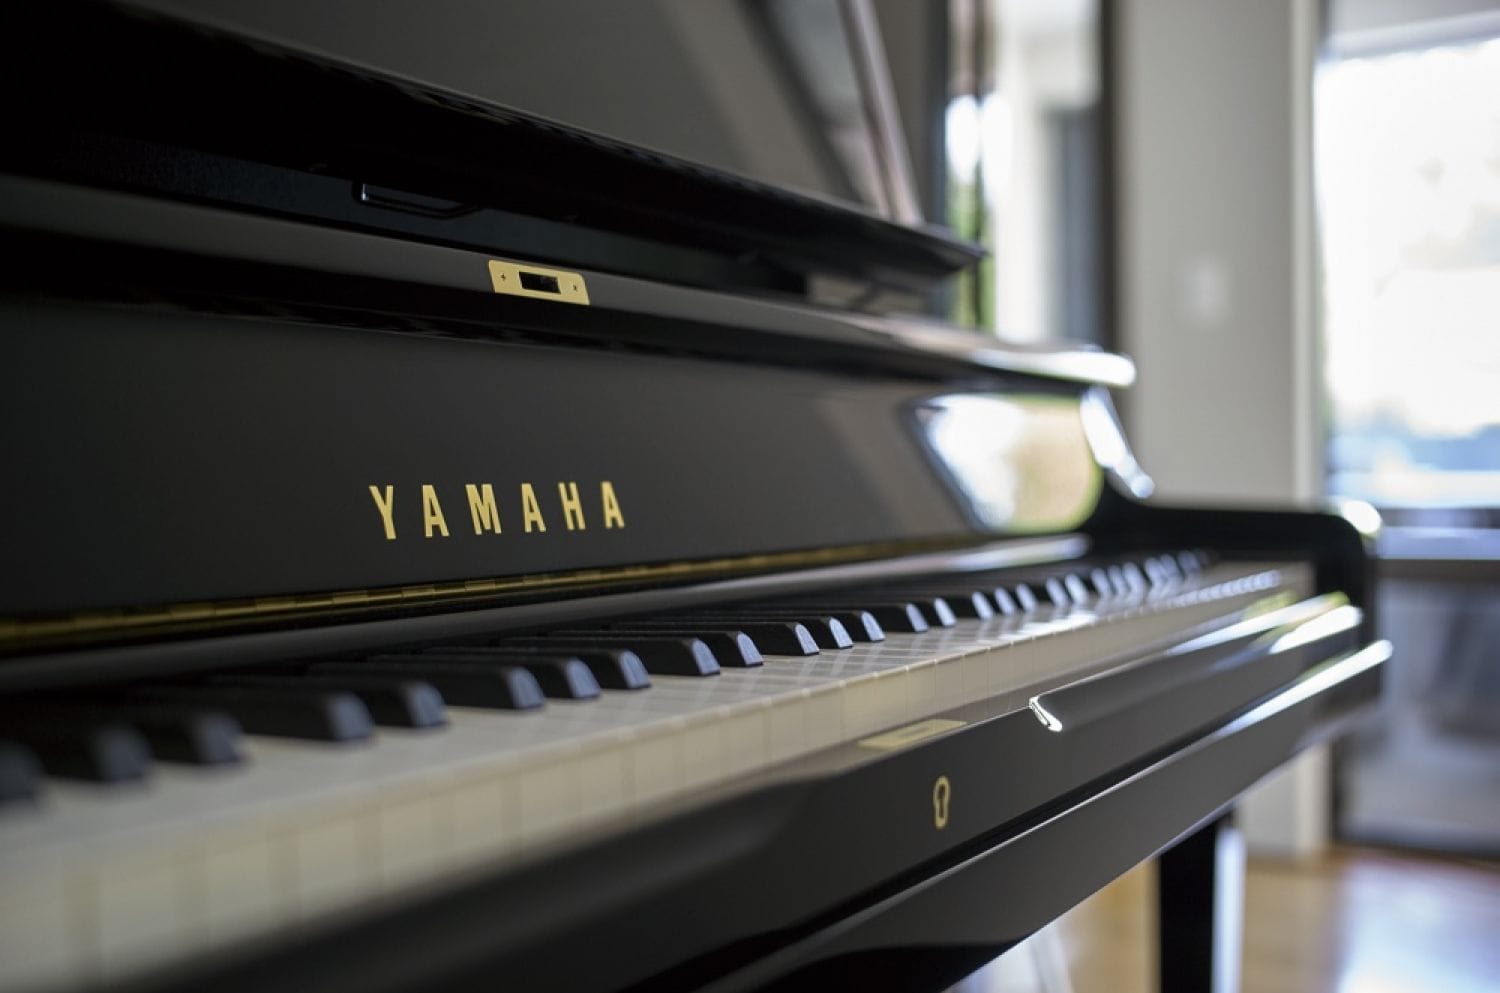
[916,393,1102,532]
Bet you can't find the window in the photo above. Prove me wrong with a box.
[1319,36,1500,516]
[944,0,1105,344]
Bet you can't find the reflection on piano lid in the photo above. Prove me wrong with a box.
[0,4,1383,993]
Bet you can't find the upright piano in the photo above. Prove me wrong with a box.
[0,3,1387,991]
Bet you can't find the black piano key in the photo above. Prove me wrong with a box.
[949,591,997,619]
[313,659,546,710]
[881,589,994,620]
[704,620,818,656]
[135,685,373,742]
[531,635,721,676]
[872,596,956,628]
[1107,565,1131,596]
[513,659,600,700]
[821,610,885,642]
[216,675,448,728]
[110,705,242,765]
[859,595,956,628]
[789,602,929,634]
[726,608,883,643]
[1043,577,1073,607]
[593,627,764,666]
[614,618,819,657]
[1064,574,1093,604]
[0,741,43,803]
[686,612,855,649]
[988,587,1020,615]
[1179,550,1208,574]
[426,645,652,691]
[4,700,244,766]
[828,600,954,630]
[1090,568,1114,598]
[9,722,151,783]
[574,650,652,690]
[1012,583,1040,613]
[898,597,956,628]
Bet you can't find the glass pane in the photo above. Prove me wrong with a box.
[1319,37,1500,513]
[1322,29,1500,858]
[944,0,1104,343]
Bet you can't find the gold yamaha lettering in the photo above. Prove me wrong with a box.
[366,480,626,541]
[465,483,502,535]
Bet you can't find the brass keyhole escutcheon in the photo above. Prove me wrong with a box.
[932,775,952,830]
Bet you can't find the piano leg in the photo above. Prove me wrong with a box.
[1157,813,1245,993]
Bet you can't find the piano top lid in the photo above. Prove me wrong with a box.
[835,312,1138,388]
[46,0,984,293]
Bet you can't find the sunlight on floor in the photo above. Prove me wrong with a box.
[959,847,1500,993]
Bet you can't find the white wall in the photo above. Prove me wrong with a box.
[1114,0,1329,856]
[1115,0,1321,506]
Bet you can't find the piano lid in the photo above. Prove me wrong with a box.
[6,1,981,293]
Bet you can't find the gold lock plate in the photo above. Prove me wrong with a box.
[932,775,952,830]
[857,718,966,752]
[488,259,590,305]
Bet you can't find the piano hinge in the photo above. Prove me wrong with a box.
[487,259,590,305]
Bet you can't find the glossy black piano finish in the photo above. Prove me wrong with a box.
[0,6,1386,993]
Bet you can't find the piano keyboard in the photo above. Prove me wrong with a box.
[0,555,1309,991]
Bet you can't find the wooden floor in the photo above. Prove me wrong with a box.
[960,847,1500,993]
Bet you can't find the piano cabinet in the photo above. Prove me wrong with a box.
[0,5,1386,991]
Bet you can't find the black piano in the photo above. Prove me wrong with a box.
[0,4,1387,992]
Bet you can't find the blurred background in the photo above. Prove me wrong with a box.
[911,0,1500,860]
[860,0,1500,989]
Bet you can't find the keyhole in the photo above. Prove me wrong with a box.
[932,775,952,830]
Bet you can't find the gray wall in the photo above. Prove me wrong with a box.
[1113,0,1327,855]
[1114,0,1319,507]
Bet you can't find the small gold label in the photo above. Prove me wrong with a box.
[488,259,590,305]
[932,775,952,830]
[858,718,965,752]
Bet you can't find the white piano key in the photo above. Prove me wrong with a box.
[0,872,75,992]
[719,705,771,778]
[571,748,630,831]
[903,659,940,721]
[201,828,279,946]
[378,792,444,893]
[767,693,809,763]
[802,684,847,752]
[934,650,967,708]
[97,853,181,980]
[679,715,727,789]
[447,769,517,866]
[628,722,685,811]
[516,755,583,851]
[292,814,370,919]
